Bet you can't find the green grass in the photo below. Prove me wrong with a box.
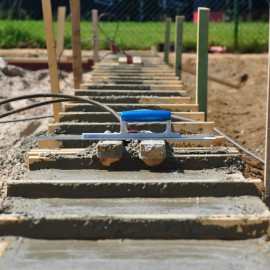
[0,20,268,52]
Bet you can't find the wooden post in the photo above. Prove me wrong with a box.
[195,8,209,121]
[92,9,99,63]
[264,7,270,206]
[174,16,184,80]
[70,0,83,89]
[56,6,66,58]
[233,0,239,50]
[164,17,171,65]
[41,0,62,122]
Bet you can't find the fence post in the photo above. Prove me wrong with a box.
[264,7,270,207]
[92,9,99,63]
[233,0,239,50]
[196,8,209,121]
[164,17,171,65]
[56,6,66,58]
[174,16,184,80]
[70,0,83,89]
[41,0,62,123]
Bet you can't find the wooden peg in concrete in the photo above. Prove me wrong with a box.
[140,140,166,166]
[97,140,124,166]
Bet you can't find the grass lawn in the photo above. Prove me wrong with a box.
[0,20,268,52]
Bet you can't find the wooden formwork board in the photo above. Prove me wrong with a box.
[28,147,239,157]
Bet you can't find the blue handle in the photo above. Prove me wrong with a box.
[121,110,171,122]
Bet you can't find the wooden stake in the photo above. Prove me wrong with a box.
[196,8,209,121]
[164,17,171,65]
[70,0,83,89]
[174,16,184,80]
[41,0,62,122]
[92,9,99,63]
[56,6,66,58]
[264,7,270,206]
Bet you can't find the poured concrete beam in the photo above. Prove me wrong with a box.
[7,178,262,198]
[64,103,198,113]
[28,152,244,171]
[1,237,270,269]
[1,196,269,239]
[80,84,183,91]
[89,76,179,80]
[89,79,182,85]
[70,96,192,105]
[74,90,186,97]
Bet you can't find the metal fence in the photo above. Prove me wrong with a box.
[0,0,269,52]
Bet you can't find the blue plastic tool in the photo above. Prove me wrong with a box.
[81,109,215,141]
[121,110,171,122]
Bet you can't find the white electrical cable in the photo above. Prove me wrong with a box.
[171,115,265,165]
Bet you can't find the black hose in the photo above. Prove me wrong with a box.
[0,98,69,120]
[0,93,120,122]
[1,96,261,164]
[98,13,120,42]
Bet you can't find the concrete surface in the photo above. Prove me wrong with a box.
[74,89,186,97]
[64,103,198,112]
[1,237,270,270]
[7,179,262,198]
[84,84,182,91]
[74,90,184,96]
[28,153,243,171]
[89,75,179,80]
[72,96,191,104]
[1,196,269,239]
[22,169,246,181]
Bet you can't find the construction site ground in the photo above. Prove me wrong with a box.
[0,50,266,181]
[0,50,269,269]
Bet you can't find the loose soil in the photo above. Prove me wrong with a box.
[181,53,267,180]
[0,50,267,189]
